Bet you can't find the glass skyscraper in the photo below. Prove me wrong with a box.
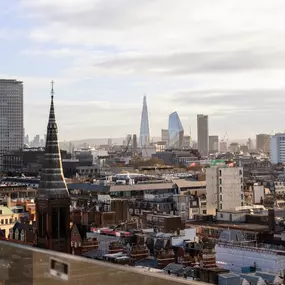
[168,111,184,148]
[139,96,150,147]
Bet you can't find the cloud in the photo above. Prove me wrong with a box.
[7,0,285,140]
[25,97,143,140]
[91,49,285,75]
[171,88,285,105]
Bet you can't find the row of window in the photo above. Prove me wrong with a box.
[219,169,243,176]
[0,217,16,225]
[219,178,243,184]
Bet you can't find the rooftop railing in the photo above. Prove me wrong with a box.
[0,240,209,285]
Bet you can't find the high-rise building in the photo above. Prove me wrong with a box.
[247,138,253,151]
[182,135,191,148]
[139,96,150,147]
[24,134,29,145]
[270,133,285,164]
[209,135,219,153]
[220,141,228,152]
[161,129,169,145]
[197,114,209,156]
[36,83,70,253]
[132,134,138,149]
[168,112,184,148]
[206,165,244,215]
[0,79,24,167]
[256,134,270,153]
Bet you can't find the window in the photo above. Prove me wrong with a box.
[240,178,243,183]
[219,179,222,184]
[219,170,222,176]
[239,170,242,176]
[220,195,223,202]
[241,194,244,200]
[9,218,12,224]
[1,219,3,225]
[5,219,8,224]
[220,204,222,210]
[21,230,25,241]
[219,187,222,193]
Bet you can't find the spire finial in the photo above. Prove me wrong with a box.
[51,80,55,99]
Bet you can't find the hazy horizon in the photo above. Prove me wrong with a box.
[2,1,285,140]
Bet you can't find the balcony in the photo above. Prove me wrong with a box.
[0,240,208,284]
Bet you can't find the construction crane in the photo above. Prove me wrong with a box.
[122,135,132,154]
[221,132,228,142]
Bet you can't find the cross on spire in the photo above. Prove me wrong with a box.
[51,80,55,99]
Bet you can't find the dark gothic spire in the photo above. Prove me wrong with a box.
[37,81,70,200]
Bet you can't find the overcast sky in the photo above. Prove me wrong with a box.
[2,0,285,141]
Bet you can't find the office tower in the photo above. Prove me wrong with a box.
[220,141,228,152]
[206,165,244,215]
[247,138,253,151]
[24,134,29,145]
[132,134,138,149]
[0,79,24,168]
[197,114,209,156]
[256,134,270,153]
[107,138,112,147]
[270,133,285,164]
[209,135,219,153]
[161,129,169,142]
[182,135,191,148]
[168,111,184,148]
[139,96,150,147]
[36,83,70,253]
[33,134,40,147]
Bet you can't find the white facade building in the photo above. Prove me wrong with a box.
[0,79,24,168]
[216,242,285,274]
[270,133,285,164]
[206,166,244,215]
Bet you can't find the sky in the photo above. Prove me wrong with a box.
[2,0,285,142]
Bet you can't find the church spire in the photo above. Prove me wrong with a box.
[37,81,69,200]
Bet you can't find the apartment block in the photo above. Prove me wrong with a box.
[206,166,244,215]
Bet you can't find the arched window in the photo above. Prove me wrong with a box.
[21,230,25,241]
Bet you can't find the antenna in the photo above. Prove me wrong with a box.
[189,125,192,146]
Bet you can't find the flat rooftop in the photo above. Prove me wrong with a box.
[110,180,206,192]
[187,221,269,232]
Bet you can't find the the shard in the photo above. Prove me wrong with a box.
[168,111,184,148]
[139,95,150,147]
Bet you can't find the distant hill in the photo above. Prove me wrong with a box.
[59,136,161,149]
[59,138,124,149]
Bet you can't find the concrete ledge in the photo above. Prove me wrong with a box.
[0,240,208,285]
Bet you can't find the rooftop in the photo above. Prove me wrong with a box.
[0,206,13,216]
[187,221,269,232]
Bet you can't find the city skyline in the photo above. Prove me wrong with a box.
[3,1,285,140]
